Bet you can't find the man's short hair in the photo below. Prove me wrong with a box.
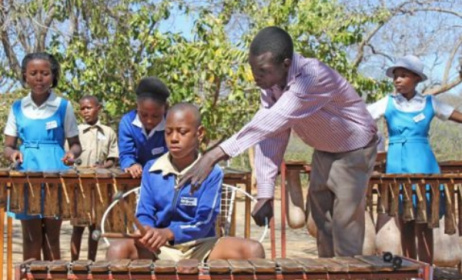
[250,26,294,63]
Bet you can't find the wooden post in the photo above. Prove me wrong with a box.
[280,162,287,258]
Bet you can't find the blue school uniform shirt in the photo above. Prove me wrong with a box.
[118,110,168,169]
[136,153,223,245]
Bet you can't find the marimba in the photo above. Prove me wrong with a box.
[278,160,462,261]
[15,256,432,280]
[0,168,141,233]
[0,167,252,233]
[0,167,254,278]
[280,161,462,235]
[369,173,462,234]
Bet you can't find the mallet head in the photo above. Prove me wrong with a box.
[112,191,124,202]
[91,229,102,241]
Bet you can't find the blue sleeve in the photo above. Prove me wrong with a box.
[135,163,157,226]
[168,167,223,244]
[118,114,137,169]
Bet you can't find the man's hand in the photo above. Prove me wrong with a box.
[251,198,273,226]
[125,163,143,178]
[178,147,228,192]
[137,226,173,252]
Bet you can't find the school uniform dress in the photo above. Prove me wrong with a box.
[4,92,79,219]
[368,93,454,174]
[118,110,167,170]
[136,153,223,261]
[220,52,378,257]
[368,93,454,214]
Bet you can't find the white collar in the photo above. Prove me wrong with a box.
[148,152,202,177]
[393,92,425,102]
[23,91,60,108]
[132,113,166,138]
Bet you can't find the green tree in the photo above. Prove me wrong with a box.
[2,0,460,168]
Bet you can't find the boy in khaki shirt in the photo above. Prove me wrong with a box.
[71,95,118,260]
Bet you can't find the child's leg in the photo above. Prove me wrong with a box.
[42,218,62,260]
[21,219,43,260]
[87,224,98,261]
[401,220,416,259]
[71,226,85,261]
[106,239,154,260]
[208,237,265,260]
[416,222,433,263]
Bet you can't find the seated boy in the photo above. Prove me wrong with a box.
[107,103,265,261]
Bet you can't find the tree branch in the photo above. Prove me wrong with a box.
[443,37,462,84]
[352,0,412,67]
[35,6,56,51]
[410,7,462,19]
[0,0,21,80]
[425,76,462,96]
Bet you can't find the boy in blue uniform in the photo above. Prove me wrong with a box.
[107,103,264,260]
[118,77,169,178]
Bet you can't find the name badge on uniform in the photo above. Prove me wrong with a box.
[45,120,58,130]
[413,113,426,123]
[180,197,197,207]
[97,131,107,140]
[151,147,164,155]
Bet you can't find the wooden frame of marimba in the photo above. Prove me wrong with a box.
[15,255,432,280]
[0,167,253,279]
[278,160,462,263]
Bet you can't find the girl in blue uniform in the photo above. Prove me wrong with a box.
[118,76,169,178]
[368,55,462,263]
[3,52,82,261]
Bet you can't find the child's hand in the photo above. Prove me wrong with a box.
[61,152,76,166]
[125,164,143,178]
[92,162,104,168]
[138,226,171,252]
[9,151,23,168]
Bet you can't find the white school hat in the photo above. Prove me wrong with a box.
[386,55,427,81]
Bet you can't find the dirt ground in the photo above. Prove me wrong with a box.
[3,198,462,279]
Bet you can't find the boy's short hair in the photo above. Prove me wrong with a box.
[136,76,170,105]
[21,52,61,88]
[79,95,100,105]
[168,102,201,128]
[250,26,294,64]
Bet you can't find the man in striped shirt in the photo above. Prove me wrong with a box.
[180,26,378,257]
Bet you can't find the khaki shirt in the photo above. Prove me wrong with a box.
[77,121,118,167]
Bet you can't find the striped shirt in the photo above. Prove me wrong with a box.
[220,53,377,198]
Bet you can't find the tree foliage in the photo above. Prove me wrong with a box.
[1,0,461,167]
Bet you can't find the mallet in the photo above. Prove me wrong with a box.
[91,229,142,241]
